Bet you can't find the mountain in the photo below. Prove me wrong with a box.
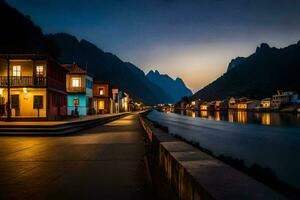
[146,70,193,103]
[0,1,58,57]
[46,33,172,104]
[191,42,300,101]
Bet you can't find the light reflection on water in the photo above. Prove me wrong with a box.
[180,110,300,127]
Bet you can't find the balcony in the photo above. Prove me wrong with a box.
[67,86,86,93]
[0,76,46,87]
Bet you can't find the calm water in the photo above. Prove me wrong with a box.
[177,109,300,127]
[147,110,300,188]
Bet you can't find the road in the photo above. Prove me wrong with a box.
[0,114,153,200]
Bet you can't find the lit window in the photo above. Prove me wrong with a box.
[99,88,104,95]
[13,65,21,76]
[36,66,44,76]
[98,100,105,109]
[71,78,81,87]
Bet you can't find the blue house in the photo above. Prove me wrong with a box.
[63,64,93,116]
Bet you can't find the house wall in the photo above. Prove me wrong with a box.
[66,74,86,92]
[67,93,87,116]
[47,91,67,119]
[93,83,110,97]
[85,75,93,98]
[0,88,46,118]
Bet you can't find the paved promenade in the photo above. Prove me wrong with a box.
[0,114,153,200]
[0,113,125,127]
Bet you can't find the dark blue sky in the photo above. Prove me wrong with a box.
[7,0,300,91]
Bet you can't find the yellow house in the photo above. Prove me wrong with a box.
[0,54,67,120]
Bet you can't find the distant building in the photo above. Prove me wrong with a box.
[272,90,299,109]
[214,100,228,110]
[228,97,237,109]
[261,98,271,109]
[0,54,67,120]
[112,88,119,113]
[63,64,93,116]
[93,81,112,114]
[119,91,130,112]
[237,99,260,110]
[200,102,208,111]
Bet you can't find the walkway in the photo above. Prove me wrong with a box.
[0,114,153,199]
[0,113,126,127]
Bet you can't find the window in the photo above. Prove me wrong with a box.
[13,65,21,76]
[73,98,79,106]
[99,88,104,96]
[36,66,44,76]
[33,96,43,109]
[11,95,19,109]
[71,78,81,87]
[98,100,105,109]
[86,79,92,89]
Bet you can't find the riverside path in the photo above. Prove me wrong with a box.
[0,114,154,200]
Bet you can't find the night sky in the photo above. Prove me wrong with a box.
[7,0,300,92]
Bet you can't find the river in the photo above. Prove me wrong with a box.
[147,110,300,188]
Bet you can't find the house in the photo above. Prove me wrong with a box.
[237,99,260,110]
[228,97,237,109]
[261,98,271,109]
[119,91,130,112]
[200,102,208,111]
[190,100,200,110]
[0,54,67,120]
[63,64,93,116]
[272,90,299,109]
[112,88,119,113]
[93,81,113,114]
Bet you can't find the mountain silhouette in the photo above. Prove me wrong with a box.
[192,42,300,101]
[146,70,192,103]
[47,33,173,104]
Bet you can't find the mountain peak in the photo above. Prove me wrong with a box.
[147,69,193,103]
[256,43,271,53]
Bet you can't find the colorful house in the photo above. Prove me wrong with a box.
[118,91,130,112]
[93,81,113,114]
[0,54,67,120]
[63,64,93,116]
[112,88,119,113]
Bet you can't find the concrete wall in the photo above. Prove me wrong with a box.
[139,115,286,200]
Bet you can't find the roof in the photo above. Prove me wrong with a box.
[62,64,87,74]
[0,53,50,60]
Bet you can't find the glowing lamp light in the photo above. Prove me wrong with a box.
[0,88,3,96]
[23,88,28,94]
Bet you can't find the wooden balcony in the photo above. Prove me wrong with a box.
[0,76,46,87]
[67,86,86,93]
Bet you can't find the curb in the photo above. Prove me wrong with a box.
[0,113,129,136]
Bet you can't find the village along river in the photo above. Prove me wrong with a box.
[147,110,300,189]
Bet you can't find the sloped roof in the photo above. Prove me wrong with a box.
[62,63,86,74]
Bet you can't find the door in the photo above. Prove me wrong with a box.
[11,95,20,116]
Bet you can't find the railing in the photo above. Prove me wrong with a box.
[67,86,86,93]
[0,76,46,87]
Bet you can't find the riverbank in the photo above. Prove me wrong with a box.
[140,112,287,200]
[146,110,300,199]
